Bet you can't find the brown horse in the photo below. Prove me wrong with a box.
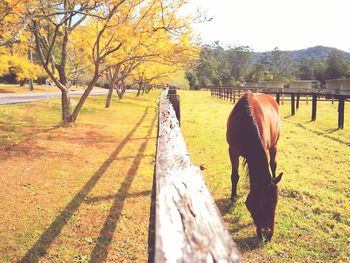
[226,91,282,241]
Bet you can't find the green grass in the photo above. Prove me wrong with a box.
[180,90,350,262]
[0,91,159,262]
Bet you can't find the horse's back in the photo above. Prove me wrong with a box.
[250,93,280,149]
[227,92,280,156]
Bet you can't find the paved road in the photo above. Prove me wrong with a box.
[0,89,110,105]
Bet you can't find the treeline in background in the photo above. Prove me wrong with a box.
[185,42,350,89]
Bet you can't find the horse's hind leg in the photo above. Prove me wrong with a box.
[229,146,239,202]
[269,144,278,178]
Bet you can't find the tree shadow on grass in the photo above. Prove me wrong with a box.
[89,111,157,262]
[19,107,153,263]
[0,124,62,161]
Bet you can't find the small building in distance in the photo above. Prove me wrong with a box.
[289,80,318,90]
[326,79,350,92]
[259,80,284,89]
[245,82,259,88]
[339,79,350,91]
[326,79,340,91]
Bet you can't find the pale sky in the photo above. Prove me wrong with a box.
[185,0,350,52]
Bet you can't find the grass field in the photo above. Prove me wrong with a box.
[1,89,349,262]
[180,90,350,262]
[0,91,159,262]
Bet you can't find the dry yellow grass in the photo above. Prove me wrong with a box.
[0,91,159,262]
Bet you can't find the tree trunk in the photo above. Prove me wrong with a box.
[61,89,73,126]
[28,44,34,91]
[105,84,114,108]
[28,79,34,91]
[145,84,150,94]
[120,82,127,98]
[71,75,99,122]
[136,82,142,97]
[118,86,126,99]
[115,81,126,99]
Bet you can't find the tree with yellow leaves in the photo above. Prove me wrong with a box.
[0,54,45,84]
[29,0,127,125]
[100,1,200,107]
[2,0,203,125]
[0,0,37,46]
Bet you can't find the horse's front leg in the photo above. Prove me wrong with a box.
[269,144,278,178]
[229,146,239,202]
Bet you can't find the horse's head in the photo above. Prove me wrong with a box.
[245,173,282,241]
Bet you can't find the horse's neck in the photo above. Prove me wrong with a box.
[247,152,271,188]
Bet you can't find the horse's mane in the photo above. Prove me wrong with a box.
[231,91,263,148]
[231,91,270,185]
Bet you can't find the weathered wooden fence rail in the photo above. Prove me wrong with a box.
[148,89,242,262]
[210,86,350,129]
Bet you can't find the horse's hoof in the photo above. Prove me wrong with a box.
[256,228,263,241]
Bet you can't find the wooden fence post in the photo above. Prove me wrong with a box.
[338,97,345,129]
[233,88,236,103]
[296,94,300,110]
[291,94,295,116]
[312,94,318,121]
[168,88,181,125]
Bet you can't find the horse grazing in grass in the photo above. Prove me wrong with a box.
[226,91,283,241]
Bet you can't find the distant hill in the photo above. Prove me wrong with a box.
[253,46,350,63]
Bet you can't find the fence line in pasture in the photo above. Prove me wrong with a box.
[209,86,349,130]
[148,89,242,262]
